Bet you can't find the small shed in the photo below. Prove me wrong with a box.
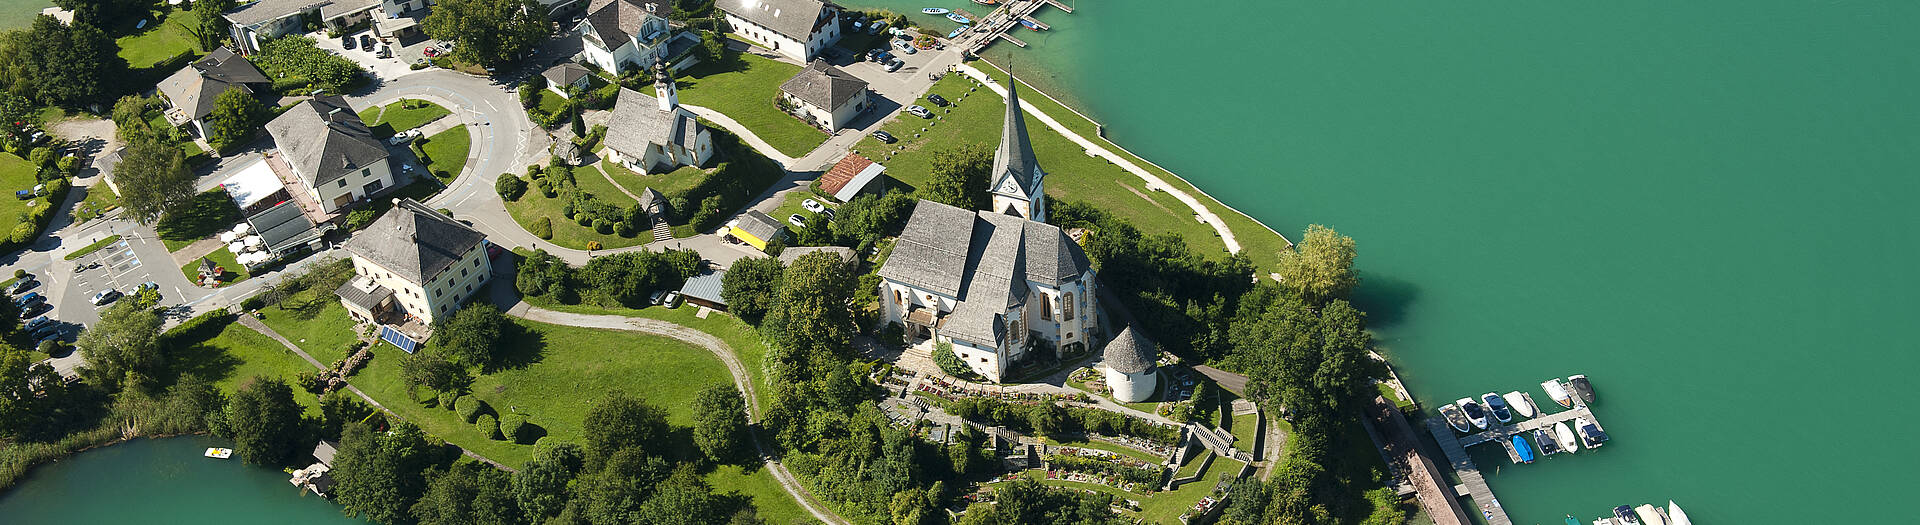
[728,210,786,251]
[542,63,595,98]
[819,153,886,203]
[679,269,727,311]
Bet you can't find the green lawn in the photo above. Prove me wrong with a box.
[574,163,640,207]
[601,158,715,196]
[1021,452,1243,525]
[534,89,567,115]
[963,63,1295,271]
[674,53,828,158]
[171,316,325,416]
[705,464,811,525]
[502,172,651,251]
[115,8,201,69]
[767,192,832,237]
[72,183,120,223]
[350,318,733,466]
[359,99,452,138]
[255,297,361,365]
[178,247,249,286]
[518,295,778,417]
[0,153,40,236]
[157,189,241,251]
[64,235,121,261]
[418,126,471,181]
[1229,412,1261,455]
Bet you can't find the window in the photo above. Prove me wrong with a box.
[360,168,370,178]
[337,179,347,188]
[460,268,468,277]
[893,290,903,305]
[979,358,987,363]
[1063,292,1074,321]
[363,180,384,194]
[1039,296,1052,321]
[465,284,472,293]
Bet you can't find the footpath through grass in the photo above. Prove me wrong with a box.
[255,298,361,365]
[519,295,778,417]
[674,53,827,158]
[169,315,325,416]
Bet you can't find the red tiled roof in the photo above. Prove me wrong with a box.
[820,153,875,196]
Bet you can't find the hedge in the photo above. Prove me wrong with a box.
[476,414,499,439]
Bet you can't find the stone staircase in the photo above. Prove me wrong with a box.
[650,217,672,243]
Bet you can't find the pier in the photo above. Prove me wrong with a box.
[1422,383,1609,525]
[959,0,1075,55]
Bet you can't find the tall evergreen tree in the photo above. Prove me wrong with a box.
[223,376,305,466]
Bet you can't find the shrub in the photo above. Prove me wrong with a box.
[477,414,499,439]
[576,212,592,227]
[459,397,488,423]
[501,414,527,443]
[933,342,972,378]
[561,201,575,218]
[14,269,25,279]
[496,173,527,200]
[592,218,610,234]
[585,240,602,250]
[615,220,635,237]
[56,156,77,175]
[439,391,459,411]
[532,216,553,239]
[346,209,376,230]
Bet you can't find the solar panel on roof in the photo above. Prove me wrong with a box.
[380,325,419,354]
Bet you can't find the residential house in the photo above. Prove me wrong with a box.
[336,198,493,350]
[777,246,856,267]
[728,210,786,251]
[156,47,269,138]
[576,0,700,76]
[264,96,396,214]
[219,157,328,262]
[603,65,713,173]
[373,0,431,41]
[818,153,885,203]
[678,269,727,310]
[719,0,841,63]
[542,63,595,98]
[226,0,379,54]
[779,59,870,131]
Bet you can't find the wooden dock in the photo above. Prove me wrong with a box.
[963,0,1076,55]
[953,8,982,23]
[1427,418,1513,525]
[997,33,1028,47]
[1045,0,1074,14]
[1424,381,1609,525]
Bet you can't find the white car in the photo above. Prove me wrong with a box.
[90,289,118,306]
[788,214,808,228]
[801,199,825,213]
[387,129,421,146]
[906,105,931,118]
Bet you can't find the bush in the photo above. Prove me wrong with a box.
[531,216,553,239]
[585,240,602,250]
[615,220,635,237]
[592,218,610,234]
[477,414,499,439]
[501,414,527,443]
[933,342,972,378]
[346,209,376,230]
[459,397,488,423]
[14,269,25,279]
[496,173,527,201]
[439,391,459,411]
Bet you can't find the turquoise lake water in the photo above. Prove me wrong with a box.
[0,436,363,523]
[860,0,1916,522]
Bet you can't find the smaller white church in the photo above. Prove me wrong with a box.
[604,61,714,173]
[1101,327,1159,403]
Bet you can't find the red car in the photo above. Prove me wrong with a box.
[423,47,440,57]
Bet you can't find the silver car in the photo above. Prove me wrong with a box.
[906,105,931,118]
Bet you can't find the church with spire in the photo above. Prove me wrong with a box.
[603,59,714,173]
[875,76,1103,382]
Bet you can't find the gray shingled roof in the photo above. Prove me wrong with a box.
[580,0,669,47]
[604,87,703,160]
[1102,326,1155,374]
[737,210,785,244]
[878,199,1094,345]
[157,47,268,121]
[265,96,389,188]
[720,0,832,41]
[990,78,1043,201]
[334,277,394,312]
[777,246,855,266]
[781,59,866,110]
[224,0,374,26]
[342,199,487,284]
[542,62,593,88]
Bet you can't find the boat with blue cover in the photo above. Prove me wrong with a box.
[948,26,968,38]
[1512,435,1535,463]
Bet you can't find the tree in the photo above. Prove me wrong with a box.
[718,256,782,322]
[114,135,198,224]
[334,421,437,524]
[769,251,858,372]
[919,144,991,211]
[0,92,36,146]
[224,376,305,466]
[422,0,551,66]
[1277,224,1358,304]
[431,303,507,369]
[830,192,914,248]
[515,441,585,523]
[496,172,527,200]
[75,299,165,389]
[570,104,587,137]
[581,391,670,464]
[193,0,235,51]
[690,384,747,462]
[319,389,376,439]
[400,349,472,399]
[412,461,522,525]
[634,464,723,525]
[205,86,264,153]
[797,210,834,246]
[0,17,122,106]
[0,344,89,442]
[932,342,971,378]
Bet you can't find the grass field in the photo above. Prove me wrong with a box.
[72,183,119,223]
[517,295,778,416]
[171,316,324,416]
[115,9,201,69]
[1229,412,1261,455]
[1022,453,1245,525]
[0,153,41,235]
[358,99,452,139]
[501,164,652,250]
[178,246,248,286]
[255,297,361,365]
[675,54,828,158]
[601,158,714,197]
[705,464,810,525]
[348,318,734,466]
[63,235,121,261]
[418,126,471,181]
[157,189,241,251]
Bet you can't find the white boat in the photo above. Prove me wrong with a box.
[1554,421,1579,453]
[1440,403,1473,433]
[1503,391,1535,418]
[921,7,950,15]
[204,447,233,459]
[1542,379,1573,408]
[1666,501,1692,525]
[1593,518,1617,525]
[1457,397,1490,430]
[1634,504,1668,525]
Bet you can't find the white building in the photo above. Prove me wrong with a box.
[719,0,841,63]
[604,65,714,173]
[988,79,1047,223]
[225,0,378,54]
[264,96,396,213]
[336,198,493,350]
[779,59,870,131]
[373,0,430,41]
[576,0,701,76]
[1101,327,1158,403]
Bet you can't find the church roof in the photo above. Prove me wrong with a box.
[604,87,703,157]
[990,78,1043,199]
[1103,327,1156,374]
[878,199,1093,345]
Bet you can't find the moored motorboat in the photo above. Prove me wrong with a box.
[1666,501,1692,525]
[973,0,997,4]
[1613,505,1642,524]
[1503,391,1535,417]
[204,447,233,459]
[1569,374,1596,404]
[946,12,971,24]
[1511,435,1535,463]
[1577,417,1609,449]
[1593,519,1617,525]
[1542,379,1573,408]
[1533,428,1562,455]
[920,7,949,15]
[1565,516,1582,525]
[1634,504,1668,525]
[1554,421,1579,453]
[1019,19,1043,30]
[1457,398,1490,430]
[1482,392,1514,424]
[947,26,968,38]
[1440,403,1472,433]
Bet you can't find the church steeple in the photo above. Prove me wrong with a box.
[653,59,677,112]
[989,75,1046,223]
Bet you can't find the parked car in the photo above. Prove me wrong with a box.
[387,129,421,145]
[788,214,808,228]
[14,292,43,307]
[25,315,51,331]
[32,328,59,344]
[893,40,916,54]
[885,59,903,72]
[906,105,931,118]
[30,322,59,339]
[18,302,45,319]
[377,45,392,59]
[871,130,896,143]
[9,277,36,294]
[648,289,668,305]
[819,208,835,222]
[89,289,117,306]
[423,47,441,58]
[870,22,888,35]
[359,34,374,50]
[342,35,356,50]
[802,198,825,213]
[662,291,683,309]
[927,94,949,107]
